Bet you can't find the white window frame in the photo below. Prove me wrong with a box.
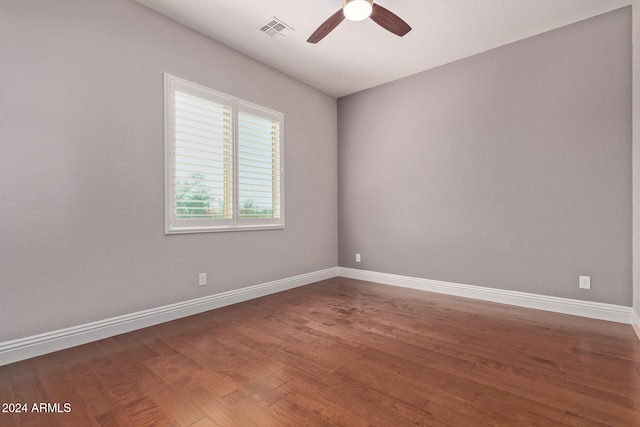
[164,74,285,234]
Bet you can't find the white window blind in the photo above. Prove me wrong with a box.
[238,111,281,220]
[174,91,232,221]
[165,74,284,233]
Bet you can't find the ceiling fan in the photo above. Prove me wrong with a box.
[307,0,412,44]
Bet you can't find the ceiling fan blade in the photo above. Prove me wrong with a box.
[370,3,411,37]
[307,8,345,43]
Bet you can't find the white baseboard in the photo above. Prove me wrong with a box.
[2,266,635,366]
[338,267,633,324]
[0,267,338,366]
[632,309,640,340]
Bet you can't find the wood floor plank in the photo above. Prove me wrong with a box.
[470,362,640,426]
[188,416,221,427]
[220,389,294,427]
[88,349,178,426]
[94,406,138,427]
[275,379,369,427]
[31,356,100,427]
[134,362,206,426]
[0,366,21,427]
[5,360,53,426]
[180,385,258,427]
[268,397,335,427]
[2,277,640,426]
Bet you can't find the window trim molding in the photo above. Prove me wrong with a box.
[164,73,285,234]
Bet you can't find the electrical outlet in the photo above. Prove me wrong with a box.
[355,253,361,263]
[579,275,590,290]
[199,273,207,286]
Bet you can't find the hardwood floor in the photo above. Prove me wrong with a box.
[1,277,640,426]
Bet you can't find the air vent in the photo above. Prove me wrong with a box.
[258,17,294,38]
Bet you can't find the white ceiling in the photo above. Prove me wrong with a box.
[133,0,631,98]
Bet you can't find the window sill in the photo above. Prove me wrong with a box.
[165,224,285,235]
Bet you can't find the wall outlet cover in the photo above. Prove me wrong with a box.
[579,275,590,290]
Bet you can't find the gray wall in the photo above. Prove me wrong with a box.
[0,0,338,342]
[633,1,640,316]
[338,7,632,305]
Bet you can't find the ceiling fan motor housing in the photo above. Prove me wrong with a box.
[342,0,373,21]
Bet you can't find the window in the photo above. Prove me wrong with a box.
[164,74,284,233]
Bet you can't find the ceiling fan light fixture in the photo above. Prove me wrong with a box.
[342,0,373,22]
